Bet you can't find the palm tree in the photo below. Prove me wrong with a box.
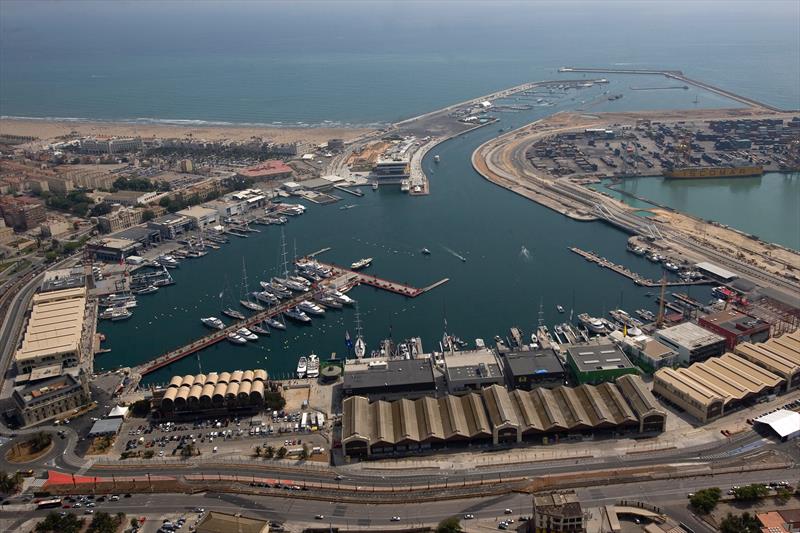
[254,446,262,458]
[264,446,275,459]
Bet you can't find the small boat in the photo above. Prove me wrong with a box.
[350,257,373,270]
[133,285,158,295]
[314,293,342,309]
[250,323,270,336]
[420,248,431,255]
[227,333,247,345]
[298,300,325,316]
[237,327,259,341]
[578,313,608,334]
[240,299,265,312]
[254,291,279,304]
[222,307,246,320]
[556,305,565,313]
[434,155,440,163]
[327,289,354,305]
[284,307,311,323]
[201,317,225,330]
[306,354,320,378]
[354,337,366,359]
[372,182,379,191]
[265,317,286,330]
[296,356,308,378]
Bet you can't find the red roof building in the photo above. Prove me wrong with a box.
[236,160,293,181]
[699,309,771,351]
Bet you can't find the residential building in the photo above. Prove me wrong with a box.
[565,340,638,384]
[532,491,585,533]
[179,159,194,173]
[11,368,91,427]
[654,322,726,364]
[698,309,770,350]
[96,206,144,234]
[502,349,566,390]
[80,137,142,154]
[0,196,46,231]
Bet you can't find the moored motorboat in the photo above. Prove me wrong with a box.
[284,307,311,323]
[298,300,325,316]
[237,327,259,341]
[201,317,225,330]
[222,307,246,320]
[296,356,308,378]
[227,333,247,345]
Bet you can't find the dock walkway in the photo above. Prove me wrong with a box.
[569,247,712,288]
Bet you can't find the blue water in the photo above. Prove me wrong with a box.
[2,1,798,124]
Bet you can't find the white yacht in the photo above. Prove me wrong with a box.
[306,354,320,378]
[354,337,366,359]
[298,300,325,316]
[350,257,373,270]
[284,307,311,323]
[201,317,225,330]
[237,327,259,341]
[265,316,286,330]
[328,289,354,305]
[296,356,308,378]
[577,313,608,335]
[227,332,247,345]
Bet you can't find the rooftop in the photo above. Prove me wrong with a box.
[503,349,564,376]
[236,160,293,179]
[695,261,738,281]
[566,341,634,373]
[150,213,190,225]
[533,490,583,518]
[88,237,139,251]
[14,370,82,406]
[177,206,218,219]
[656,322,725,350]
[111,225,160,242]
[15,288,86,362]
[343,358,435,392]
[87,418,123,436]
[700,309,769,334]
[196,511,268,533]
[444,348,504,382]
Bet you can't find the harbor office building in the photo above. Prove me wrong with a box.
[502,349,566,390]
[698,309,771,351]
[11,368,91,427]
[654,322,727,365]
[342,359,438,400]
[14,287,92,375]
[341,376,665,458]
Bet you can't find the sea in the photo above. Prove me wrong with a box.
[1,1,798,383]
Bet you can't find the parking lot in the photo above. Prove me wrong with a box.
[116,410,329,460]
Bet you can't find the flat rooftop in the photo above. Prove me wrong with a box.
[503,349,564,376]
[566,341,634,373]
[89,237,138,251]
[696,261,738,281]
[343,358,435,391]
[16,288,86,362]
[444,348,504,382]
[701,309,769,334]
[237,160,293,179]
[656,322,725,350]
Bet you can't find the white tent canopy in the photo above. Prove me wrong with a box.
[108,405,129,418]
[754,409,800,439]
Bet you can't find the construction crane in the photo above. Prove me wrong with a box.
[656,275,667,328]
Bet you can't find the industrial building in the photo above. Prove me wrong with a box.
[564,340,638,384]
[654,322,726,364]
[502,349,566,390]
[753,409,800,441]
[147,213,195,239]
[11,368,91,427]
[236,160,293,181]
[159,369,268,413]
[342,358,437,399]
[698,309,770,350]
[652,352,784,423]
[443,348,506,393]
[14,287,91,374]
[610,331,678,371]
[695,262,738,282]
[733,332,800,391]
[86,236,142,262]
[531,490,586,533]
[176,206,218,229]
[341,376,665,457]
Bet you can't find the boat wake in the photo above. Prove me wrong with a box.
[442,246,467,262]
[519,245,532,262]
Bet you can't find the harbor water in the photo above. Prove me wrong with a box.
[96,78,740,384]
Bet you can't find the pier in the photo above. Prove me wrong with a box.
[334,185,364,197]
[568,247,712,288]
[134,261,448,376]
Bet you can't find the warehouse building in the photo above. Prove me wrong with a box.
[654,322,726,364]
[734,333,800,391]
[444,348,505,393]
[652,353,783,423]
[342,358,437,399]
[698,309,770,350]
[159,369,268,414]
[565,340,638,384]
[14,287,91,374]
[341,375,665,457]
[502,349,566,390]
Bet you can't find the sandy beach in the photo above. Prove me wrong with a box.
[0,118,373,145]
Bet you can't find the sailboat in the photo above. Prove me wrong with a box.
[220,283,246,320]
[353,301,366,359]
[240,259,265,312]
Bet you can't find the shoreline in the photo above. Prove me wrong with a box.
[0,118,374,145]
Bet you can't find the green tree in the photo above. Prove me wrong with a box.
[719,512,760,533]
[689,487,721,514]
[35,512,84,533]
[130,517,140,529]
[300,443,310,460]
[89,202,113,217]
[0,471,23,494]
[276,446,287,459]
[264,446,275,459]
[141,209,156,222]
[435,516,462,533]
[254,445,262,458]
[776,487,792,503]
[733,484,769,501]
[87,510,124,533]
[143,449,154,459]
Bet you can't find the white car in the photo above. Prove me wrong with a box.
[463,514,475,520]
[213,446,218,453]
[504,509,513,515]
[391,516,401,522]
